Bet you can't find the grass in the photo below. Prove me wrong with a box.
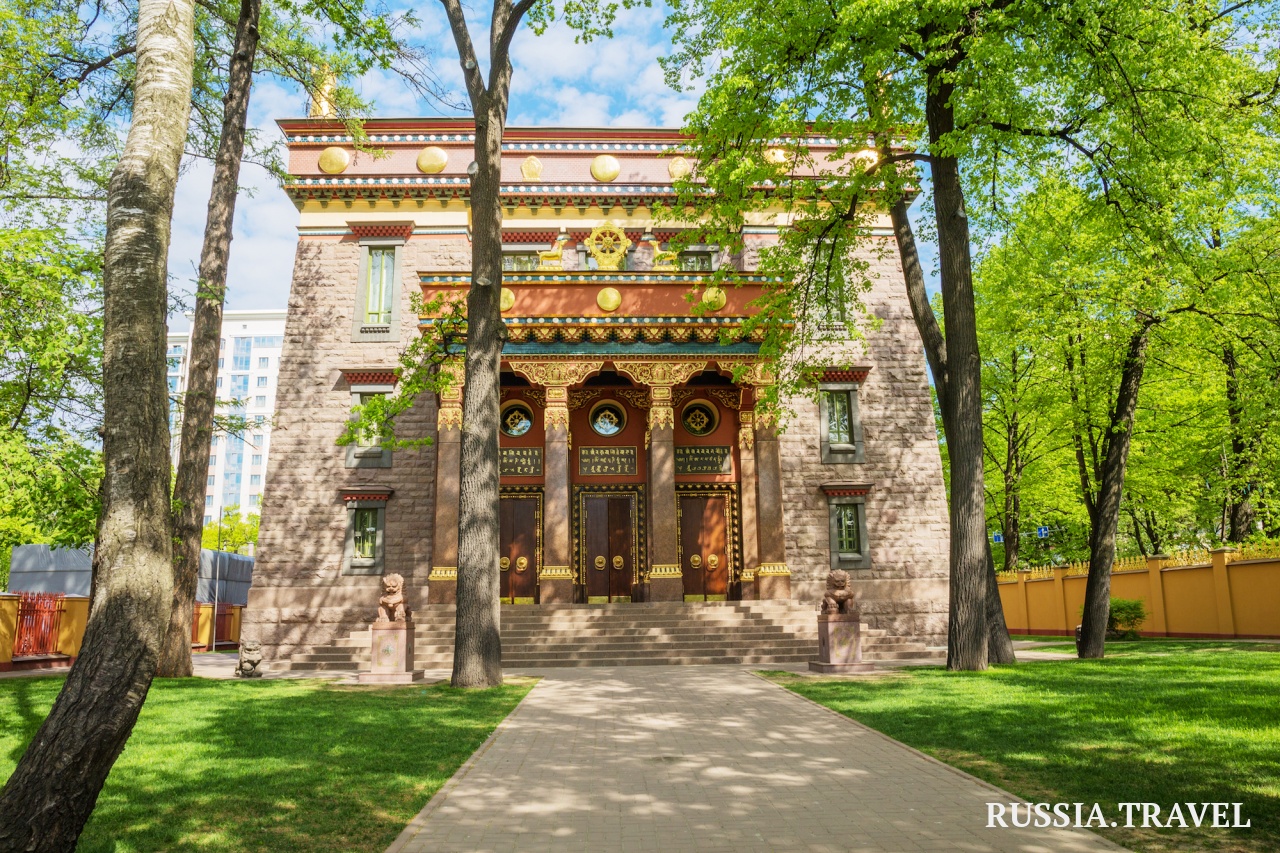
[1,676,533,852]
[765,643,1280,853]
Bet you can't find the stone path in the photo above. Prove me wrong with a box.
[388,666,1124,853]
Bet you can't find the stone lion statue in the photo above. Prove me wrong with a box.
[821,569,861,615]
[377,573,410,623]
[236,639,263,678]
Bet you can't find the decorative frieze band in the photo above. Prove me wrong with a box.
[756,562,791,577]
[427,566,457,581]
[539,565,573,580]
[649,564,682,579]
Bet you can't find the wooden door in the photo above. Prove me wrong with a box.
[679,494,729,601]
[583,494,635,603]
[500,496,540,604]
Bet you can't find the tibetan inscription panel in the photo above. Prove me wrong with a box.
[675,445,732,475]
[579,446,637,476]
[500,447,543,477]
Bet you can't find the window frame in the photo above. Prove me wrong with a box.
[346,381,394,468]
[342,499,387,575]
[351,235,404,342]
[826,494,871,570]
[818,382,866,464]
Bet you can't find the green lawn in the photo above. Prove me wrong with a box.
[767,643,1280,853]
[1,676,533,852]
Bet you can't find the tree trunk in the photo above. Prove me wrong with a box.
[1002,400,1022,572]
[924,73,989,671]
[0,0,194,845]
[452,109,505,688]
[985,539,1017,664]
[1222,345,1255,542]
[1078,322,1154,658]
[158,0,262,678]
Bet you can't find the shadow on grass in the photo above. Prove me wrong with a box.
[775,650,1280,853]
[2,677,531,853]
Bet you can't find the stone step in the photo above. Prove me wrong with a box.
[299,639,821,663]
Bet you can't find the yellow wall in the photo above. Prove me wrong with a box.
[997,557,1280,639]
[1161,566,1219,635]
[57,597,90,657]
[1228,561,1280,637]
[0,594,17,665]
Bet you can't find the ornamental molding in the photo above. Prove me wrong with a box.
[614,389,650,410]
[812,365,873,384]
[613,360,707,388]
[340,486,394,503]
[648,405,675,430]
[507,360,605,388]
[568,388,602,411]
[820,482,875,497]
[539,565,573,580]
[756,562,791,576]
[707,388,742,411]
[649,564,682,578]
[342,368,397,386]
[427,566,458,581]
[350,222,414,241]
[437,407,463,431]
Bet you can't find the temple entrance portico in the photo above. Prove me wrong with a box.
[425,353,790,606]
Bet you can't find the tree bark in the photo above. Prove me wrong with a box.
[440,0,528,688]
[158,0,262,678]
[1222,344,1256,541]
[0,0,194,844]
[1078,321,1154,658]
[984,539,1017,664]
[924,71,989,671]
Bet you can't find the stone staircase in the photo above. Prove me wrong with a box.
[266,600,943,672]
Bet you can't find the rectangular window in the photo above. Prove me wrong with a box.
[252,454,262,465]
[205,495,213,507]
[167,376,179,393]
[208,454,216,466]
[232,337,252,371]
[207,475,215,486]
[258,357,270,369]
[818,384,865,463]
[254,415,265,425]
[230,374,249,397]
[204,514,212,525]
[252,335,283,348]
[167,356,182,371]
[249,474,261,485]
[353,508,378,560]
[256,376,268,387]
[217,357,224,369]
[211,435,219,446]
[365,247,395,325]
[502,253,539,272]
[826,495,870,570]
[216,377,223,389]
[252,433,263,445]
[254,395,267,407]
[249,494,260,506]
[357,392,384,447]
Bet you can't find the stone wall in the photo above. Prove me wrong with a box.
[243,234,468,660]
[766,236,951,646]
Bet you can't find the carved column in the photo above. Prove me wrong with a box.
[737,408,760,601]
[750,368,790,600]
[428,360,464,604]
[509,360,603,603]
[615,361,706,602]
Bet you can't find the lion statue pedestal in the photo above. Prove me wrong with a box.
[809,570,875,674]
[358,573,425,684]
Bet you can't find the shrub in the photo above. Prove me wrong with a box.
[1108,597,1147,639]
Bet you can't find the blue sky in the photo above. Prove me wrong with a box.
[166,6,938,325]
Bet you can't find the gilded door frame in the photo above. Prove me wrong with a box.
[499,486,543,604]
[572,484,647,602]
[675,483,740,602]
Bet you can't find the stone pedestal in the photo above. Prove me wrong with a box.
[809,613,875,674]
[755,570,790,600]
[649,573,683,602]
[358,620,425,684]
[538,570,574,604]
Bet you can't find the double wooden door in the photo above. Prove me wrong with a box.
[678,492,731,601]
[499,495,540,604]
[581,493,636,603]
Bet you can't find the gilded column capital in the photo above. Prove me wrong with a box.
[648,404,675,431]
[613,360,707,389]
[738,410,755,450]
[507,359,604,388]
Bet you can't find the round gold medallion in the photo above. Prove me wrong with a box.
[701,286,727,311]
[317,146,350,174]
[500,287,516,312]
[416,146,448,173]
[596,287,622,312]
[594,555,606,570]
[590,154,621,182]
[667,156,692,180]
[763,147,789,165]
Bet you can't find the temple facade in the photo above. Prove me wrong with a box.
[243,119,950,662]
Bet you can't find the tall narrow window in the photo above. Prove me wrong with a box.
[825,390,852,445]
[824,488,871,570]
[818,383,865,463]
[356,392,384,447]
[353,508,378,560]
[365,247,395,325]
[344,499,386,574]
[835,504,861,554]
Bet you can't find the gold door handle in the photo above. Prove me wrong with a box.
[689,554,701,569]
[707,554,719,570]
[594,555,606,570]
[515,556,529,573]
[612,555,624,570]
[500,557,510,571]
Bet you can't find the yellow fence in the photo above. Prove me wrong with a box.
[997,547,1280,638]
[1,595,240,668]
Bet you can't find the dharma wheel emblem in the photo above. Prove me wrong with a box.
[584,223,631,271]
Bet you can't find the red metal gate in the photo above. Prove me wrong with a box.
[14,593,64,657]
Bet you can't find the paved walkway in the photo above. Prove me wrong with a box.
[388,666,1123,853]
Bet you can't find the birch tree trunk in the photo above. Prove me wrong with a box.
[158,0,262,678]
[0,0,195,844]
